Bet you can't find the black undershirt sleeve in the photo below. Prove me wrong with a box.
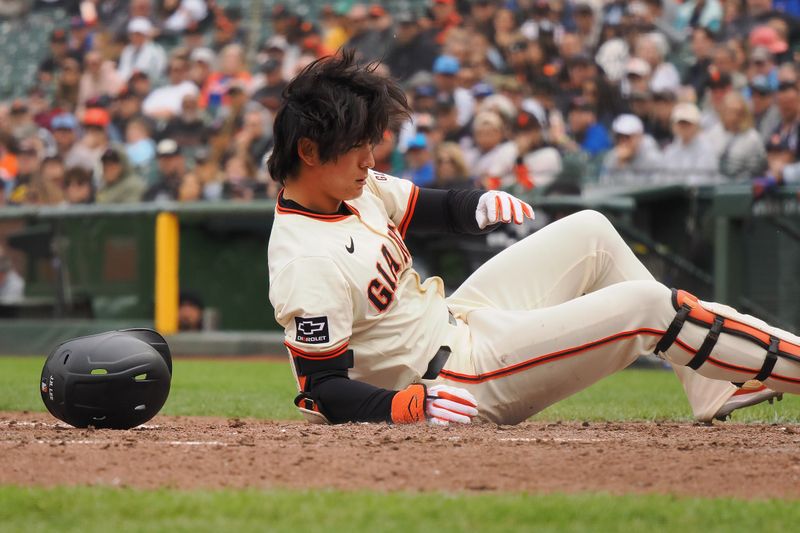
[304,369,395,424]
[406,188,496,235]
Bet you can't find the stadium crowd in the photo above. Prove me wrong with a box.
[2,0,800,208]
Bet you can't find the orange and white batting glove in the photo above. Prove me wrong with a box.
[476,190,535,229]
[425,384,479,426]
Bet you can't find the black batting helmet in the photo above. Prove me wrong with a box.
[40,329,172,429]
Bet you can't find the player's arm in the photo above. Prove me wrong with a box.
[293,350,477,425]
[366,170,533,236]
[272,257,476,425]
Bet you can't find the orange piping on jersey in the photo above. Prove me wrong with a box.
[275,189,360,222]
[397,185,420,238]
[386,225,412,261]
[285,341,349,360]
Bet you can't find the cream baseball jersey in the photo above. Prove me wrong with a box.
[268,170,454,391]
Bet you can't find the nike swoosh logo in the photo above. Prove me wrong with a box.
[345,237,354,254]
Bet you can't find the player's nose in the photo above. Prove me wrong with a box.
[360,145,375,169]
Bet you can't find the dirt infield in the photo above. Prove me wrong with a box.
[2,411,800,499]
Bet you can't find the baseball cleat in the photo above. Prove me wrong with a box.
[713,381,783,421]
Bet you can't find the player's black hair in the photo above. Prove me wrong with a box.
[266,50,410,184]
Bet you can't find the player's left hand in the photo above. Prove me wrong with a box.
[426,384,479,426]
[476,190,534,229]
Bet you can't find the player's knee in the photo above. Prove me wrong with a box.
[622,280,672,317]
[569,210,614,234]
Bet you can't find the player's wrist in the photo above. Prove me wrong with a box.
[390,383,427,424]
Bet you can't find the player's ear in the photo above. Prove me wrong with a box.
[297,138,320,167]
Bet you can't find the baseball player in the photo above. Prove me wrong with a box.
[267,52,798,426]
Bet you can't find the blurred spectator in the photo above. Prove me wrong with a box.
[563,97,612,157]
[25,158,65,206]
[161,93,208,149]
[343,4,386,63]
[53,54,83,111]
[143,139,184,201]
[78,50,124,112]
[178,291,204,330]
[50,113,82,169]
[96,147,146,204]
[467,111,516,189]
[402,134,436,187]
[510,109,563,191]
[747,47,778,92]
[189,47,215,93]
[200,43,252,112]
[142,56,199,119]
[432,142,472,189]
[117,17,168,82]
[111,89,146,143]
[675,0,723,34]
[63,166,94,204]
[7,140,44,204]
[769,65,800,159]
[178,172,203,202]
[251,58,287,113]
[707,92,767,181]
[0,251,25,305]
[750,75,781,142]
[67,16,95,61]
[636,32,680,95]
[662,103,719,185]
[385,12,437,82]
[37,29,70,87]
[124,116,156,172]
[648,91,678,147]
[69,107,112,175]
[163,0,207,34]
[701,70,734,130]
[220,153,264,201]
[235,106,272,170]
[8,100,56,156]
[683,27,716,101]
[600,114,663,185]
[192,147,224,200]
[433,55,475,127]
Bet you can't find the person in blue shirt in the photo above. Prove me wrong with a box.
[401,133,436,187]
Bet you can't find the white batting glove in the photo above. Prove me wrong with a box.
[426,384,479,426]
[475,190,535,229]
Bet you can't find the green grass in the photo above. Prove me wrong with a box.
[0,486,798,533]
[2,356,799,422]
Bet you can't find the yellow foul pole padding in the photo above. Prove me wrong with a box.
[154,212,179,335]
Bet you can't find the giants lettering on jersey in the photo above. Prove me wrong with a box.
[367,225,411,313]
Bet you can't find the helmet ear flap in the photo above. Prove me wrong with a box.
[119,328,172,374]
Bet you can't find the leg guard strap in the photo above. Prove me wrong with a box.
[754,337,780,382]
[686,316,724,370]
[655,304,692,355]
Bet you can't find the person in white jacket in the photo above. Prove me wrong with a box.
[117,17,167,84]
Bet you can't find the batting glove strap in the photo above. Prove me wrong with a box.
[390,383,427,424]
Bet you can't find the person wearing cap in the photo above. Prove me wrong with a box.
[563,97,612,157]
[766,64,800,159]
[704,92,767,182]
[432,55,475,128]
[385,12,437,82]
[623,57,652,97]
[662,103,720,185]
[96,146,146,204]
[252,58,287,112]
[142,138,185,201]
[7,139,42,204]
[117,17,167,83]
[700,68,734,131]
[600,113,664,186]
[69,107,112,175]
[0,248,25,306]
[142,56,199,119]
[749,75,781,142]
[401,133,436,187]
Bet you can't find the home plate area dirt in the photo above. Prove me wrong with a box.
[2,412,800,499]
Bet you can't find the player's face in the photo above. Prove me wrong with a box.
[318,142,375,202]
